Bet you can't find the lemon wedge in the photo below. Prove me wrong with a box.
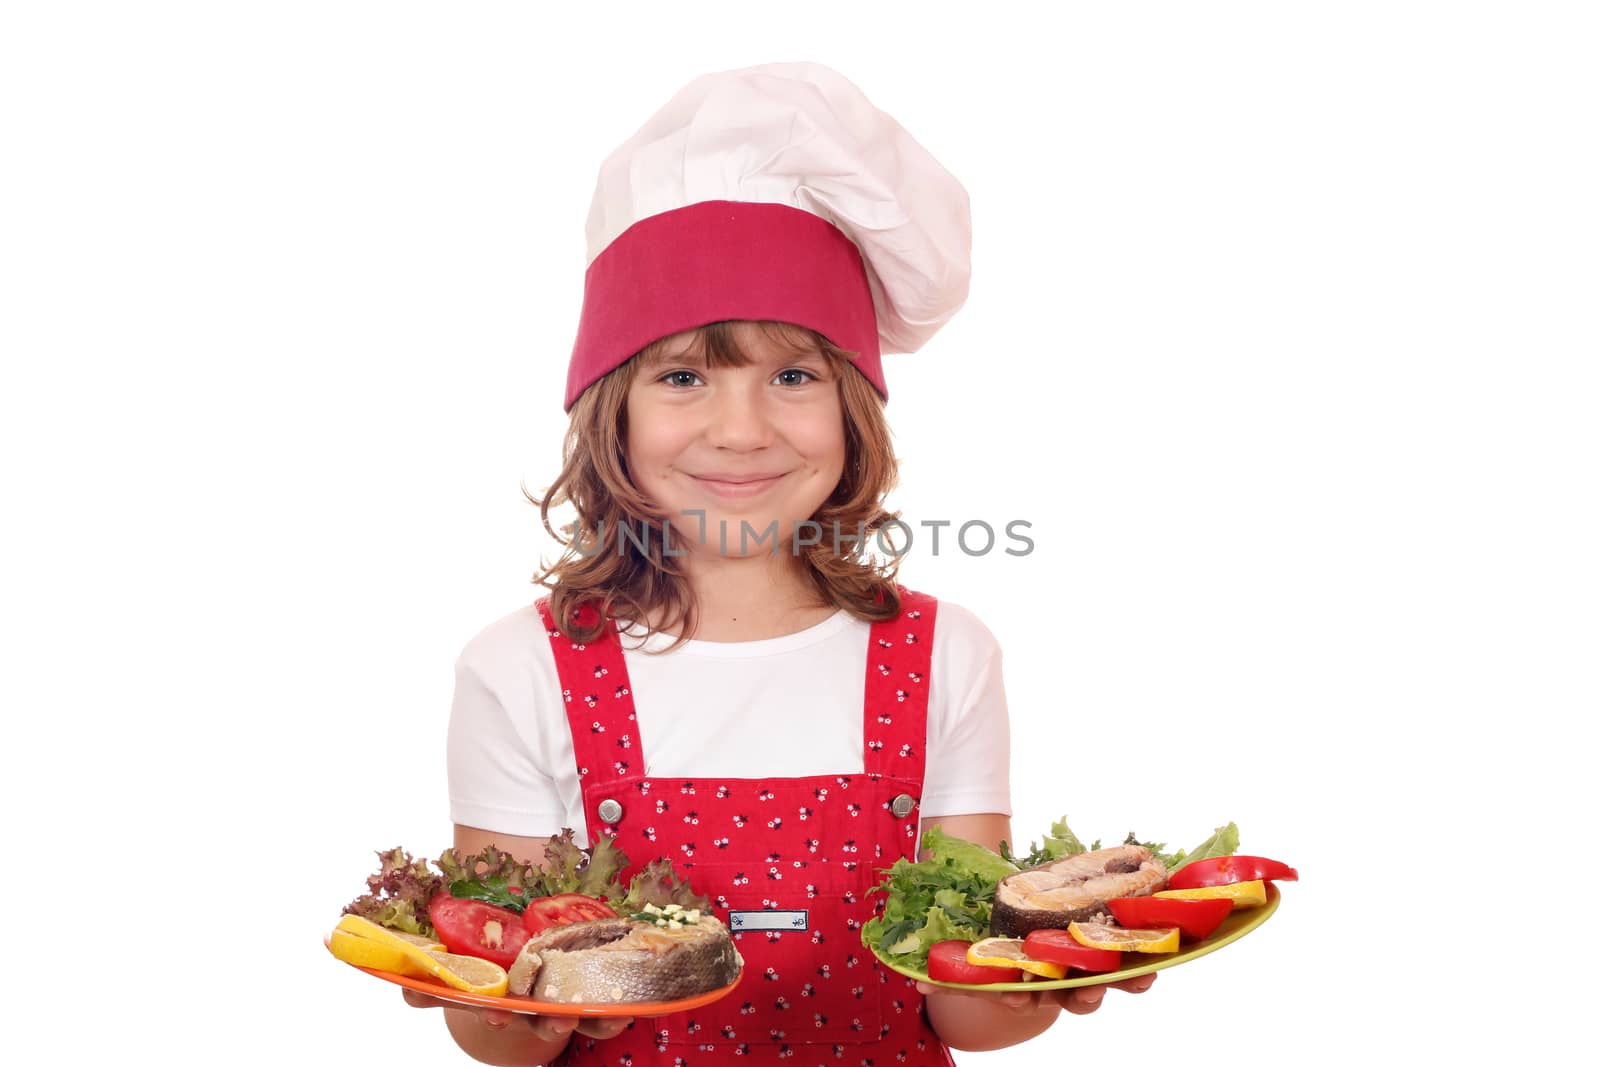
[329,929,434,977]
[1067,921,1180,953]
[966,936,1067,980]
[330,915,508,996]
[335,915,446,951]
[1154,879,1268,908]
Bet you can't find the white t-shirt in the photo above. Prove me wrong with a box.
[447,598,1012,846]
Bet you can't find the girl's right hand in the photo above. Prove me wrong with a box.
[401,988,634,1043]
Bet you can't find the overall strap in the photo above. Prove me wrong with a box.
[534,596,645,838]
[862,585,937,785]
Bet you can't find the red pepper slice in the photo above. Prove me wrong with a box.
[1021,929,1124,972]
[926,939,1022,984]
[1107,895,1233,940]
[1165,855,1298,891]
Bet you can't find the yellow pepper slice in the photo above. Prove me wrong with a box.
[1154,879,1268,908]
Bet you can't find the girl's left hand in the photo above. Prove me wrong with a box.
[915,972,1157,1016]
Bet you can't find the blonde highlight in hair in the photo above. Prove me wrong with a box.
[525,320,904,653]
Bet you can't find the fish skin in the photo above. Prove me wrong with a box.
[507,916,742,1002]
[990,845,1168,938]
[525,917,634,953]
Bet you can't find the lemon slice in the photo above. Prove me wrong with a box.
[1154,879,1268,908]
[429,951,509,996]
[1068,921,1180,954]
[966,937,1067,979]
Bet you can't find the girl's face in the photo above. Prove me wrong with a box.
[625,323,846,560]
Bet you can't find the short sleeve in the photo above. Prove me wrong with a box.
[919,603,1013,819]
[446,654,568,836]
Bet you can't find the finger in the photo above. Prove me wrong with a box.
[1062,986,1105,1015]
[478,1008,514,1031]
[914,982,1035,1011]
[1109,974,1158,994]
[401,989,447,1010]
[528,1015,579,1043]
[575,1016,633,1039]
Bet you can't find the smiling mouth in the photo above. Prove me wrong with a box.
[687,472,791,495]
[691,474,787,485]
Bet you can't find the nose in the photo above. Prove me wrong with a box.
[701,378,777,450]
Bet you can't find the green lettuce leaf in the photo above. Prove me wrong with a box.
[860,832,1014,970]
[1164,822,1241,873]
[1004,816,1088,868]
[923,827,1019,882]
[879,906,976,959]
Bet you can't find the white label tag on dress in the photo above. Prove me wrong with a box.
[728,909,809,932]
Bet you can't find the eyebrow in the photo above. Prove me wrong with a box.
[640,343,825,369]
[638,345,700,370]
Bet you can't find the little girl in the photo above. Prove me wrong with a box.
[405,61,1154,1066]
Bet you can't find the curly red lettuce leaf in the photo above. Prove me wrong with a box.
[619,858,714,914]
[436,843,545,912]
[573,835,631,899]
[536,829,586,895]
[341,846,445,937]
[344,834,700,935]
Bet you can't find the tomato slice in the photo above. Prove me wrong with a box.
[1107,895,1233,940]
[1165,855,1298,891]
[521,892,619,934]
[426,896,531,968]
[1021,930,1124,972]
[926,939,1021,984]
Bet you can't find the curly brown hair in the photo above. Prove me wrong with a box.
[525,320,906,652]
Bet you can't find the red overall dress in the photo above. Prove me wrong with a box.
[533,587,956,1067]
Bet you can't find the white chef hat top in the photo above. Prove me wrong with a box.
[564,61,972,411]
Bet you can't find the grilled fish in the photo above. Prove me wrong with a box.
[989,844,1168,937]
[507,915,742,1003]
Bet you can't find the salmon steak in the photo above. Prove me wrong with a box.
[506,915,743,1004]
[989,845,1169,937]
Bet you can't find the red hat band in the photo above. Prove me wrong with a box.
[565,200,884,412]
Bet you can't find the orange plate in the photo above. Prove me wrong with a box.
[324,937,743,1017]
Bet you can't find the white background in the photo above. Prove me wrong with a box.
[3,2,1595,1064]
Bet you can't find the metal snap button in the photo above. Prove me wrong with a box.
[890,793,916,818]
[597,798,624,824]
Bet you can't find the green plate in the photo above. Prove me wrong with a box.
[869,882,1281,991]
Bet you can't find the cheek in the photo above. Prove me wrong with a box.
[623,420,680,480]
[788,412,847,471]
[807,432,848,479]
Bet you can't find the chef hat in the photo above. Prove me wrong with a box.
[563,61,972,412]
